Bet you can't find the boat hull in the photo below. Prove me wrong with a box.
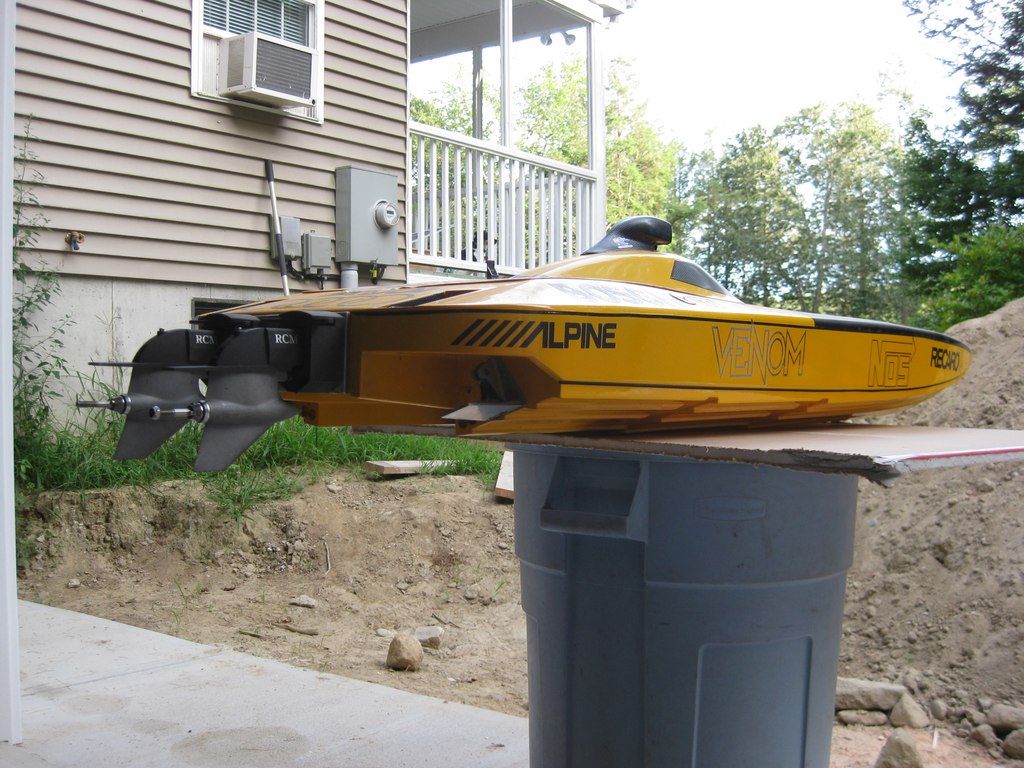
[78,217,970,470]
[272,300,969,435]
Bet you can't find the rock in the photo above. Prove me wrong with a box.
[414,625,445,649]
[835,677,907,712]
[289,594,317,609]
[837,709,889,727]
[386,634,423,671]
[929,699,948,721]
[375,627,396,639]
[889,693,931,729]
[964,708,987,726]
[66,578,81,589]
[901,668,925,695]
[1004,730,1024,760]
[970,723,1000,749]
[988,704,1024,735]
[872,728,924,768]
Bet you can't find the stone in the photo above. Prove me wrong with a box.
[970,724,1000,749]
[889,693,931,729]
[1004,730,1024,760]
[66,578,81,589]
[929,699,948,721]
[289,594,317,609]
[375,627,396,639]
[835,677,907,712]
[837,709,889,727]
[414,625,445,649]
[872,728,924,768]
[988,704,1024,735]
[386,634,423,671]
[964,708,987,726]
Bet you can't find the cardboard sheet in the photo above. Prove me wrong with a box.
[503,424,1024,484]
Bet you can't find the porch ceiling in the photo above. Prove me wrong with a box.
[411,0,595,63]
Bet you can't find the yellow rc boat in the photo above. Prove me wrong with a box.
[79,217,970,470]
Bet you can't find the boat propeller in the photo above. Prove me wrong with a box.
[78,312,348,472]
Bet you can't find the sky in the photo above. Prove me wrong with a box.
[602,0,963,148]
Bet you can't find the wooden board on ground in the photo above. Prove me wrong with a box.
[364,459,456,477]
[495,451,514,501]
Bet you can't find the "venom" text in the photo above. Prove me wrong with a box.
[712,325,806,382]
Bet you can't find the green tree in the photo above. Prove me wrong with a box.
[410,72,497,138]
[679,128,804,305]
[603,60,678,224]
[919,226,1024,328]
[899,115,997,293]
[515,56,589,166]
[673,104,908,318]
[517,56,677,224]
[905,0,1023,153]
[777,103,906,318]
[900,0,1023,322]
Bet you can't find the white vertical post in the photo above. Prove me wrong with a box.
[499,0,512,148]
[587,20,607,238]
[1,0,23,746]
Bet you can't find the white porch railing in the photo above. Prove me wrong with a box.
[409,122,598,276]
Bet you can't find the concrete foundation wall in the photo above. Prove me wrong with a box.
[19,274,281,423]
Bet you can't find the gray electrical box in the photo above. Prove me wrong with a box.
[302,232,333,270]
[270,215,302,264]
[335,166,399,265]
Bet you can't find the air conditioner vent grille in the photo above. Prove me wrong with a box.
[218,32,316,108]
[255,36,313,100]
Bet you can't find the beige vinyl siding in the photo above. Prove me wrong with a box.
[14,0,408,292]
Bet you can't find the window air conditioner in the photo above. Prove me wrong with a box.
[219,32,316,108]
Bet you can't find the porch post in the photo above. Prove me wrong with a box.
[499,0,512,147]
[1,0,23,745]
[587,19,607,239]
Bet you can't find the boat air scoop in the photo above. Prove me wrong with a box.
[583,215,673,255]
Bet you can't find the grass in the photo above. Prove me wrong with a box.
[14,411,504,516]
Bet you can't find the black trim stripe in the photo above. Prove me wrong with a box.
[494,320,524,347]
[465,319,499,346]
[479,319,511,346]
[506,321,535,347]
[451,318,484,345]
[810,315,964,346]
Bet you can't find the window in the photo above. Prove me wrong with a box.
[191,0,325,122]
[204,0,311,46]
[192,298,245,318]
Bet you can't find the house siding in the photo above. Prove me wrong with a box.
[14,0,409,292]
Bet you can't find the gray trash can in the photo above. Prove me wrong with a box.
[513,445,859,768]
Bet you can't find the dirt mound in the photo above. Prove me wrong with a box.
[884,296,1024,430]
[18,472,527,715]
[841,299,1024,711]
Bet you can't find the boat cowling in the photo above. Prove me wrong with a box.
[583,216,673,255]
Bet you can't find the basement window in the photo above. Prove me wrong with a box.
[192,298,246,319]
